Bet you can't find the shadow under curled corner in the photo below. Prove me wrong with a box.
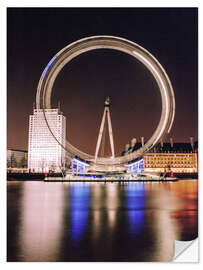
[173,238,198,262]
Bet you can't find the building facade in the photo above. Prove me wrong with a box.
[28,109,66,172]
[144,152,197,173]
[123,140,198,174]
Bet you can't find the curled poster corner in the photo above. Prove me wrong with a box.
[173,238,198,262]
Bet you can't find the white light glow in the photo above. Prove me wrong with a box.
[36,36,175,169]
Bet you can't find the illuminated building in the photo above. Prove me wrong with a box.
[125,159,145,173]
[71,157,90,173]
[28,109,66,172]
[123,138,198,174]
[143,152,197,173]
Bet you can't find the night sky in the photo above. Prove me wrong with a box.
[7,8,198,156]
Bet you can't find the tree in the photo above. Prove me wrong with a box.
[10,153,17,168]
[7,158,11,168]
[19,156,27,168]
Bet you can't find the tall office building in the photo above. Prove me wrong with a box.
[28,109,66,172]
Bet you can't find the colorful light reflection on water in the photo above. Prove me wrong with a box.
[125,183,145,236]
[7,179,198,262]
[70,184,90,242]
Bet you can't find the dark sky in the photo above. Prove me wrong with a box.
[7,8,198,156]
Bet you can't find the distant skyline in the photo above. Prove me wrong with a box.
[7,8,198,156]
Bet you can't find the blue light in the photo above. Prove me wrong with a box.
[125,158,144,173]
[70,185,90,243]
[41,56,56,78]
[125,183,145,236]
[72,158,90,167]
[71,158,89,173]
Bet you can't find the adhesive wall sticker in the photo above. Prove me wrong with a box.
[7,7,198,262]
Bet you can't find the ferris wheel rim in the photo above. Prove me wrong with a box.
[36,35,175,166]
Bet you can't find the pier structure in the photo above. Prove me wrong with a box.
[71,157,90,173]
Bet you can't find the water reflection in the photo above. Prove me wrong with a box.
[70,184,90,242]
[125,183,145,236]
[106,183,119,229]
[168,180,198,241]
[91,184,103,240]
[19,182,65,261]
[7,179,198,262]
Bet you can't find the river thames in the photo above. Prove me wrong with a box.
[7,179,198,262]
